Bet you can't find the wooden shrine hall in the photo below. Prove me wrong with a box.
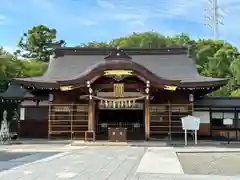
[8,46,227,141]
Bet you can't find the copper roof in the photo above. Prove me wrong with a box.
[12,47,227,88]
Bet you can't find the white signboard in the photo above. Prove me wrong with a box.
[223,118,233,125]
[181,115,200,145]
[181,115,200,130]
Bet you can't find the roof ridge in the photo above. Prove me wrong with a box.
[54,46,189,57]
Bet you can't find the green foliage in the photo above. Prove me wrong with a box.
[16,25,59,62]
[231,89,240,97]
[78,41,114,48]
[0,47,47,91]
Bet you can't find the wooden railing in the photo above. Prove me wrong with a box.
[48,104,88,139]
[149,104,193,140]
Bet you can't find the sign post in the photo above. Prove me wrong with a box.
[184,129,187,145]
[195,129,197,145]
[223,118,233,144]
[181,115,200,146]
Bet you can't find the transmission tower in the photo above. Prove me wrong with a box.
[205,0,224,39]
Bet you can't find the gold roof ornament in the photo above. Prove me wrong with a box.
[164,85,177,91]
[104,70,133,76]
[60,86,73,91]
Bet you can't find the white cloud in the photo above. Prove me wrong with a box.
[76,17,97,26]
[31,0,54,9]
[105,0,240,44]
[130,20,145,27]
[2,0,240,47]
[3,45,17,53]
[97,0,115,9]
[112,13,145,21]
[0,15,8,25]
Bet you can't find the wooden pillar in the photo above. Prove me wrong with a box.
[88,99,93,131]
[145,80,150,140]
[168,101,171,140]
[87,80,94,131]
[145,99,150,140]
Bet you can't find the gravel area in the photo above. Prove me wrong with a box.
[177,152,240,176]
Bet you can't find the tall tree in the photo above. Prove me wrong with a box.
[16,25,60,62]
[0,46,47,91]
[78,41,113,48]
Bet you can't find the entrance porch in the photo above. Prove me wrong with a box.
[47,67,193,142]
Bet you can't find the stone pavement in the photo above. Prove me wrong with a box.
[0,145,240,179]
[137,147,184,174]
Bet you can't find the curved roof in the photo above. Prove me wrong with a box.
[11,47,227,88]
[58,59,180,86]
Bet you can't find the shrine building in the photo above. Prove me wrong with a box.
[3,46,227,141]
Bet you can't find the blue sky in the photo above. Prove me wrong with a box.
[1,0,240,52]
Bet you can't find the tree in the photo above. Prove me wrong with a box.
[20,60,48,77]
[230,55,240,84]
[16,25,60,62]
[78,41,113,48]
[0,47,47,91]
[231,89,240,97]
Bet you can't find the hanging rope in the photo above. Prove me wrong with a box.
[93,95,146,101]
[81,95,146,101]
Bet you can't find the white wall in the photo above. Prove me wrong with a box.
[21,100,49,106]
[20,108,25,120]
[21,100,37,106]
[39,101,49,106]
[193,111,210,124]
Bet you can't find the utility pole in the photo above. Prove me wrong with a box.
[205,0,224,39]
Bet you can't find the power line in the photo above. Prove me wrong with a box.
[204,0,224,39]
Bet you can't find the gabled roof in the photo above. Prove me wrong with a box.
[1,85,34,99]
[11,47,227,88]
[1,85,48,100]
[195,97,240,108]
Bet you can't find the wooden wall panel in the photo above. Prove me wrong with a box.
[19,120,48,138]
[53,90,88,104]
[150,90,190,104]
[212,130,239,139]
[199,124,210,136]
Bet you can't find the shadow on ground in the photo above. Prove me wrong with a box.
[0,151,60,172]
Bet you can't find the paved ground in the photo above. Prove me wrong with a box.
[0,145,240,179]
[0,151,60,172]
[178,152,240,176]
